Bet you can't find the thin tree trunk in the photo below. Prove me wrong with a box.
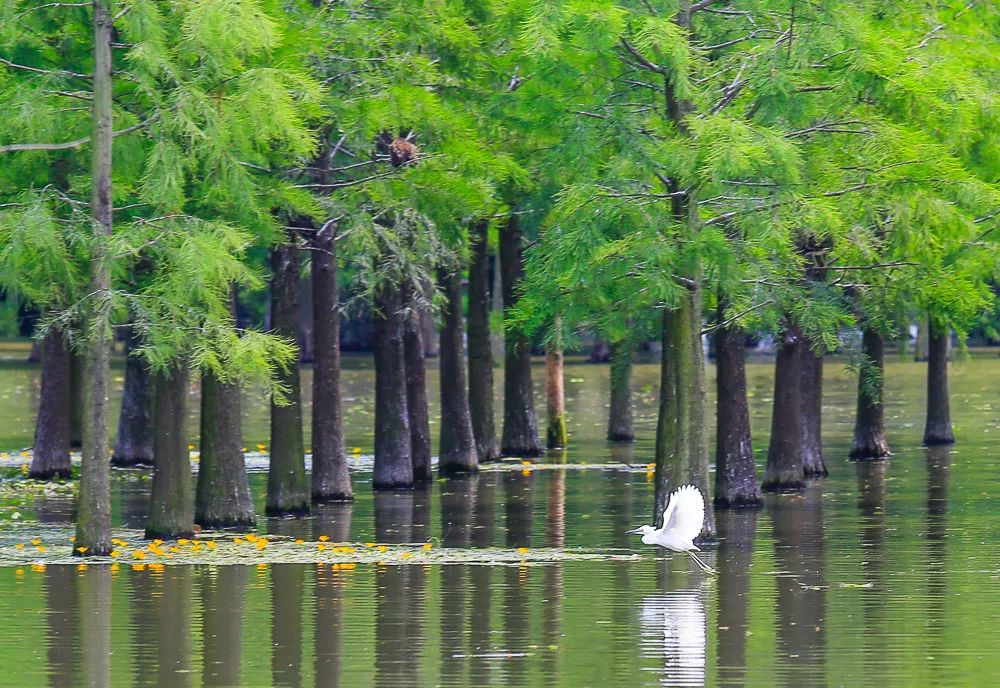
[297,269,314,363]
[266,236,310,516]
[419,278,439,358]
[373,283,413,488]
[851,328,891,459]
[146,364,194,540]
[499,215,541,457]
[763,323,806,491]
[438,267,478,475]
[713,300,761,508]
[468,219,500,462]
[923,320,954,445]
[654,284,714,539]
[545,318,567,449]
[403,284,432,483]
[76,0,114,556]
[800,345,828,477]
[607,338,634,442]
[112,324,154,467]
[311,220,353,501]
[196,370,255,529]
[69,348,84,449]
[31,328,72,479]
[914,320,929,362]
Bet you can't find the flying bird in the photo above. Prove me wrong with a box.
[627,484,715,574]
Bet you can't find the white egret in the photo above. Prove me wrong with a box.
[627,484,715,574]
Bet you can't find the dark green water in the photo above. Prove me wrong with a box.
[0,349,999,686]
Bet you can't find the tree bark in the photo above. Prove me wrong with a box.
[146,364,194,540]
[31,328,72,479]
[923,320,954,445]
[69,348,84,449]
[438,267,479,475]
[654,285,714,539]
[373,283,413,488]
[402,284,433,483]
[266,237,310,516]
[499,215,541,457]
[311,220,353,501]
[800,345,828,477]
[606,338,634,442]
[851,328,891,459]
[419,278,439,358]
[545,319,567,449]
[763,323,806,491]
[76,0,114,556]
[196,370,255,529]
[713,302,761,508]
[112,325,154,467]
[468,219,500,462]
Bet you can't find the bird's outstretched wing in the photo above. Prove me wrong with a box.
[662,485,705,543]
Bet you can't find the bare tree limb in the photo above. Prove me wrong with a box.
[0,119,150,154]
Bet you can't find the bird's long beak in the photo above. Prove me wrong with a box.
[625,527,645,535]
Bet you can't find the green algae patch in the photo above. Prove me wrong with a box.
[0,528,641,567]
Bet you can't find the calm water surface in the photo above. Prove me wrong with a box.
[1,349,999,686]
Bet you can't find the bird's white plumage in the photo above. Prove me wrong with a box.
[661,484,705,547]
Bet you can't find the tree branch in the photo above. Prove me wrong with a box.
[0,56,89,80]
[0,119,150,154]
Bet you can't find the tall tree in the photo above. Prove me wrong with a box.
[438,265,479,474]
[467,219,500,461]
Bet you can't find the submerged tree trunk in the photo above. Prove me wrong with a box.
[438,267,478,475]
[196,370,255,529]
[607,338,634,442]
[713,302,761,508]
[311,220,353,501]
[31,328,72,479]
[763,323,806,491]
[112,325,154,467]
[923,321,954,445]
[800,346,828,477]
[76,0,114,556]
[851,328,891,459]
[499,215,541,457]
[403,285,432,483]
[545,319,567,449]
[373,283,413,488]
[468,220,500,462]
[146,364,194,540]
[654,283,714,539]
[266,237,310,516]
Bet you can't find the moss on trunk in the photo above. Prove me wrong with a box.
[545,321,567,450]
[607,339,634,442]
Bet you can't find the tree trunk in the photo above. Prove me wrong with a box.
[31,329,72,479]
[403,285,432,483]
[373,283,413,488]
[800,345,828,477]
[499,215,541,457]
[713,302,761,508]
[851,328,891,459]
[763,323,806,491]
[438,267,479,475]
[76,0,114,556]
[112,325,154,467]
[914,320,929,362]
[923,320,954,445]
[196,370,255,529]
[311,220,352,501]
[607,338,634,442]
[588,339,611,363]
[654,284,714,539]
[69,347,84,448]
[266,237,310,516]
[419,278,439,358]
[146,364,194,540]
[468,219,500,462]
[545,319,567,449]
[297,269,314,363]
